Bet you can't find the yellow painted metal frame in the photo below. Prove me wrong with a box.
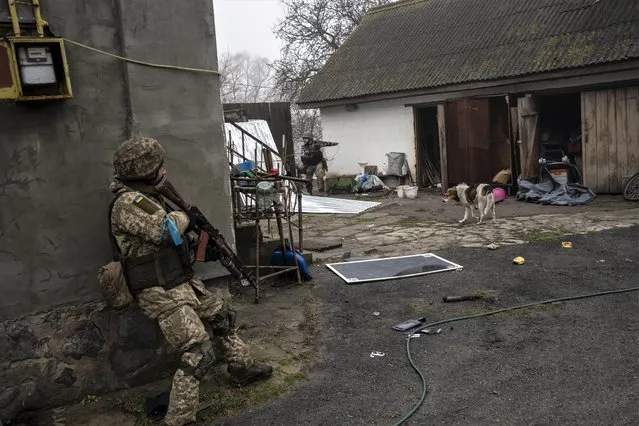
[4,37,74,100]
[0,40,21,99]
[6,0,48,37]
[7,0,21,36]
[31,0,49,37]
[2,0,73,100]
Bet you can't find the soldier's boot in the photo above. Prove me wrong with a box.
[228,362,273,387]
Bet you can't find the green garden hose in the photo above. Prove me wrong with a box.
[391,286,639,426]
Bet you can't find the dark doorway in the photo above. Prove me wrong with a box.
[414,106,441,187]
[537,92,582,170]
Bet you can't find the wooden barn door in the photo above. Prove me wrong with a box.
[581,87,639,193]
[444,99,491,185]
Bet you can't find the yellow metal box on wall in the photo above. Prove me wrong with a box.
[0,40,20,99]
[0,37,73,101]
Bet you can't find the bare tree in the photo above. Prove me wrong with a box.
[273,0,394,100]
[219,51,278,103]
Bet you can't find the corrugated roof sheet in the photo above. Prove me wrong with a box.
[297,0,639,105]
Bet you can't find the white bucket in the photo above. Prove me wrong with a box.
[395,185,410,198]
[404,186,419,199]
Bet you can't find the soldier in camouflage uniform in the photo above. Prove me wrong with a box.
[300,132,327,195]
[109,137,272,426]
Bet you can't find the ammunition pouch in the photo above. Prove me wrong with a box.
[97,260,134,309]
[124,244,195,294]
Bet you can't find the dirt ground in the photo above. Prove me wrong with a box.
[220,226,639,426]
[15,192,638,425]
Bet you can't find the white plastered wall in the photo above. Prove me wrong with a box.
[319,97,416,178]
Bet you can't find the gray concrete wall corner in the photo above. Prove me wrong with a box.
[0,0,233,419]
[117,0,234,247]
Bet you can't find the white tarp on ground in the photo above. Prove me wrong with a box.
[224,120,283,171]
[291,194,381,214]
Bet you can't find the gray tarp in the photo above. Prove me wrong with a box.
[517,168,596,206]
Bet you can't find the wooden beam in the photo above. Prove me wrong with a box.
[509,105,520,178]
[437,103,448,193]
[581,90,598,189]
[517,95,540,180]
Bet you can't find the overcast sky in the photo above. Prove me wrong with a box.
[213,0,285,60]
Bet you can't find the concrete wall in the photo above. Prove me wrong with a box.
[0,0,232,420]
[319,98,416,179]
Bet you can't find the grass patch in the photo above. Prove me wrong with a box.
[111,392,147,417]
[196,370,307,421]
[113,293,321,425]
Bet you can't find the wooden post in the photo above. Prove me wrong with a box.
[509,105,520,178]
[437,104,448,193]
[297,191,303,251]
[517,95,541,180]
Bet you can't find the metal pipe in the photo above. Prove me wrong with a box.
[298,190,303,251]
[231,176,310,184]
[31,0,47,37]
[8,0,21,36]
[229,120,280,156]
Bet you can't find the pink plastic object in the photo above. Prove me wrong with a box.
[492,187,506,203]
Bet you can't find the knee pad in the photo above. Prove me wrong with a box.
[180,340,216,380]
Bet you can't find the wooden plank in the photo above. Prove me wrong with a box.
[517,100,527,177]
[580,93,586,184]
[488,97,511,180]
[444,102,460,184]
[581,91,598,189]
[615,88,628,192]
[517,95,540,180]
[510,106,520,177]
[437,103,448,193]
[413,108,423,187]
[626,86,639,189]
[607,89,619,192]
[595,90,610,193]
[472,98,492,182]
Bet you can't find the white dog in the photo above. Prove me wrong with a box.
[442,183,496,224]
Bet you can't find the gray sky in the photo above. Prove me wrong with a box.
[213,0,285,60]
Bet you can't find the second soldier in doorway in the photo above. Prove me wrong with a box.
[300,132,337,195]
[108,137,272,426]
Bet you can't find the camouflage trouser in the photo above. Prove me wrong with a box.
[137,279,252,426]
[304,163,325,193]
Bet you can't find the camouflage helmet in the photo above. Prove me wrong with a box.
[113,137,165,180]
[302,132,314,140]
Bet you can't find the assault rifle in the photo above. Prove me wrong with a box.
[305,139,339,148]
[153,176,258,294]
